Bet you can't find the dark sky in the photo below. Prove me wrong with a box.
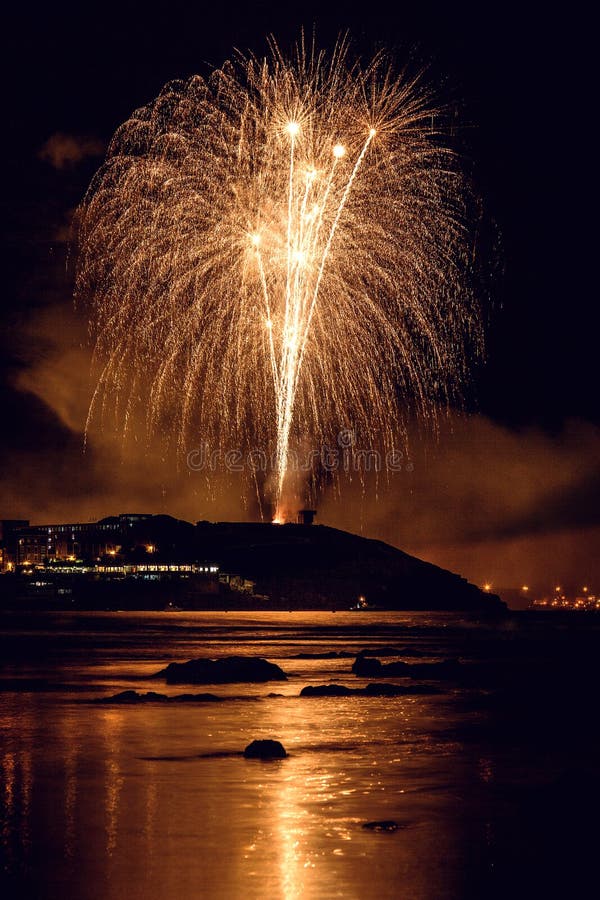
[1,1,597,595]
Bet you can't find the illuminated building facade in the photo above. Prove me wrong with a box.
[1,514,213,572]
[0,519,29,571]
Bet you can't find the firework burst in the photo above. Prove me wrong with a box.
[76,36,481,520]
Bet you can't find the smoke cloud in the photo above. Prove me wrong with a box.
[38,133,104,170]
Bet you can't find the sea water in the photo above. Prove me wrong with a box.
[1,610,599,899]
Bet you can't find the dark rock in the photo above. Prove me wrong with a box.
[300,684,354,696]
[100,690,147,703]
[359,646,425,658]
[299,683,442,697]
[362,820,402,832]
[352,656,461,680]
[94,690,223,703]
[243,739,287,759]
[97,690,169,703]
[352,657,386,677]
[405,659,462,679]
[154,656,288,684]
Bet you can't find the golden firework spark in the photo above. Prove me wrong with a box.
[76,37,481,520]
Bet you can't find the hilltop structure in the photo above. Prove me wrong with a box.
[0,513,505,612]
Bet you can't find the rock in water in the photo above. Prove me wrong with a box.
[299,683,440,697]
[352,655,461,680]
[243,739,287,759]
[300,684,354,696]
[352,656,386,677]
[92,690,224,703]
[154,656,288,684]
[362,820,402,832]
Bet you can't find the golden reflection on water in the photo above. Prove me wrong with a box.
[276,771,312,899]
[101,709,125,857]
[64,741,78,860]
[141,757,161,892]
[1,702,35,872]
[256,695,394,898]
[144,761,159,864]
[0,695,481,900]
[1,750,15,814]
[478,757,495,784]
[0,610,507,900]
[1,750,16,869]
[19,750,32,859]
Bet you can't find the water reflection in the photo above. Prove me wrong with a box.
[1,675,472,898]
[276,771,312,899]
[1,698,37,878]
[64,742,78,860]
[101,709,125,857]
[19,750,32,860]
[1,750,16,872]
[2,610,599,898]
[143,760,159,876]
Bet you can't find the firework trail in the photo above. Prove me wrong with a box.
[76,36,481,520]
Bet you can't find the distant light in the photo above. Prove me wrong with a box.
[146,544,155,554]
[521,585,529,592]
[286,121,300,137]
[369,127,377,137]
[333,144,346,159]
[583,586,589,592]
[483,583,492,592]
[555,585,561,592]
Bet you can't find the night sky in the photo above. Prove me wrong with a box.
[1,1,597,593]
